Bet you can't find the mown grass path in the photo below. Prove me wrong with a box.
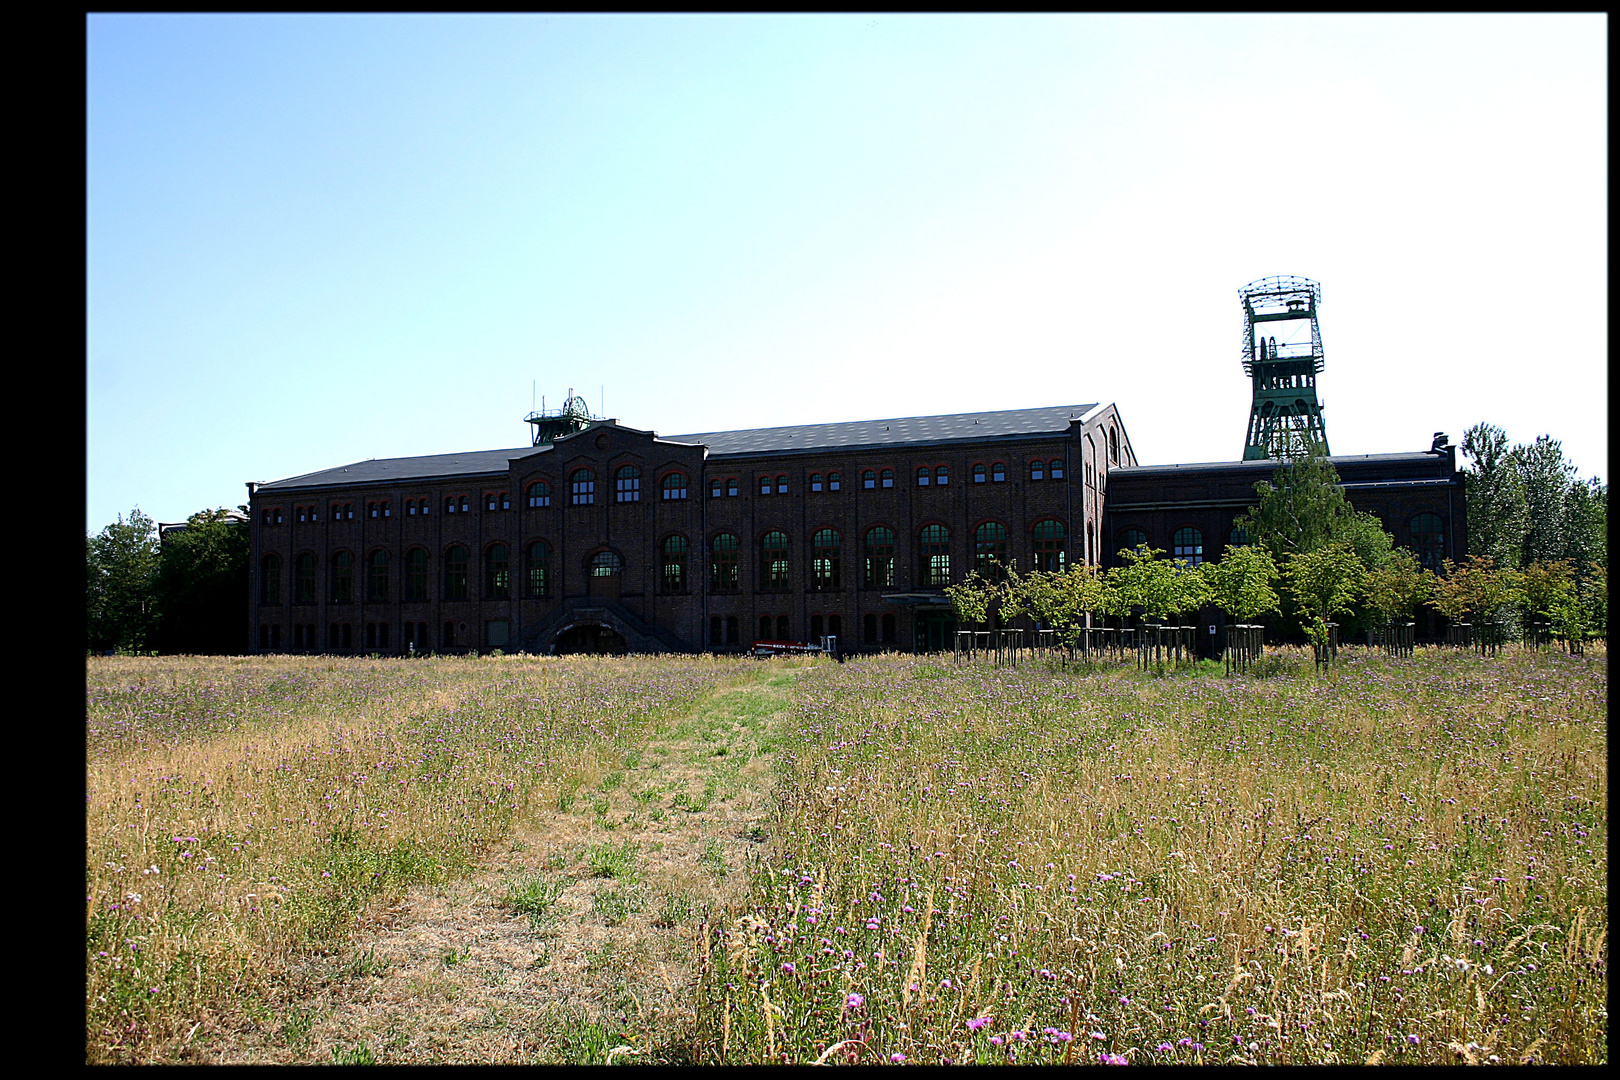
[224,657,808,1065]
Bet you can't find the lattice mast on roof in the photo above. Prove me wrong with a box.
[1240,275,1329,461]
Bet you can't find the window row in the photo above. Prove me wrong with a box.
[1113,513,1448,570]
[258,619,504,652]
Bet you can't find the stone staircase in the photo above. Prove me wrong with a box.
[518,596,696,655]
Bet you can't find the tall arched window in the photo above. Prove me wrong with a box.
[776,475,788,495]
[444,545,469,600]
[329,551,353,603]
[920,524,952,587]
[1109,427,1119,463]
[760,531,789,592]
[812,529,841,590]
[661,535,688,593]
[1117,528,1148,559]
[975,522,1008,580]
[827,472,842,491]
[1410,513,1446,571]
[1033,519,1066,573]
[526,481,551,508]
[710,534,739,592]
[1229,523,1250,548]
[485,543,510,598]
[527,541,551,598]
[590,551,623,577]
[863,527,895,588]
[1172,527,1204,566]
[809,473,824,492]
[662,472,688,500]
[405,548,428,602]
[615,466,640,503]
[260,553,281,604]
[367,550,390,602]
[570,469,595,506]
[293,554,317,604]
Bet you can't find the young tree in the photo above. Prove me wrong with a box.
[1201,544,1281,624]
[1461,422,1527,568]
[153,508,250,654]
[944,569,996,630]
[1233,449,1351,563]
[87,507,160,653]
[1363,547,1433,627]
[1282,541,1365,660]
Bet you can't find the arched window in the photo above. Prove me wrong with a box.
[406,548,428,602]
[935,465,949,486]
[661,535,688,592]
[486,493,499,512]
[812,529,841,590]
[710,478,723,499]
[1229,523,1249,548]
[777,615,790,640]
[1410,513,1446,571]
[920,524,952,587]
[1109,427,1119,463]
[1117,528,1148,559]
[759,615,773,641]
[260,553,281,604]
[1050,459,1065,481]
[294,553,317,602]
[811,613,824,640]
[330,551,353,603]
[727,478,739,497]
[916,466,931,487]
[810,473,824,492]
[975,522,1008,580]
[527,481,551,508]
[863,527,895,588]
[527,541,551,597]
[863,470,877,490]
[759,475,773,496]
[1033,519,1066,573]
[615,466,640,503]
[1029,460,1044,482]
[864,613,878,643]
[444,545,469,600]
[485,543,510,598]
[828,472,842,491]
[662,472,688,500]
[445,496,457,514]
[710,533,739,592]
[991,463,1006,483]
[570,470,595,506]
[367,550,390,602]
[880,469,895,489]
[1172,527,1204,566]
[776,475,788,495]
[590,551,623,577]
[760,531,789,592]
[972,463,987,484]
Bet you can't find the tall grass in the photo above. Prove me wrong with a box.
[697,645,1607,1065]
[85,653,740,1064]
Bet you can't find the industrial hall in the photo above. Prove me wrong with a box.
[245,277,1466,656]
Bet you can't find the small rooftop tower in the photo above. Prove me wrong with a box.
[525,389,598,446]
[1239,275,1329,460]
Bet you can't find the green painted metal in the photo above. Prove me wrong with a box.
[525,390,598,446]
[1239,276,1329,461]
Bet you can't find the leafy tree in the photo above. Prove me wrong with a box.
[1511,435,1577,567]
[1200,544,1280,624]
[1106,544,1206,624]
[1363,548,1433,626]
[153,508,249,654]
[1282,541,1365,657]
[1519,559,1576,626]
[1233,450,1351,563]
[1561,476,1607,581]
[87,507,160,653]
[944,569,996,629]
[1461,422,1527,568]
[1429,556,1523,650]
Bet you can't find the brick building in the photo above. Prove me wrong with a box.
[246,403,1132,655]
[245,401,1464,655]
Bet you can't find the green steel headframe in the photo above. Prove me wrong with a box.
[1239,275,1328,461]
[525,389,599,446]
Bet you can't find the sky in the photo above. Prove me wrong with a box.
[87,13,1606,531]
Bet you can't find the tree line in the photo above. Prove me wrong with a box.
[948,432,1606,656]
[86,507,249,654]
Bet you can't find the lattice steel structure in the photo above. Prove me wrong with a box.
[1239,275,1328,460]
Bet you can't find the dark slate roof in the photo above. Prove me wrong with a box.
[1114,452,1447,477]
[258,404,1103,490]
[258,445,548,491]
[665,404,1101,458]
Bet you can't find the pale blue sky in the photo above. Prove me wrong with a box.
[88,14,1606,530]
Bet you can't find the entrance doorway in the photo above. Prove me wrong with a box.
[554,624,628,655]
[916,612,956,653]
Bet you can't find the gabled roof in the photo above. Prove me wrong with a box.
[255,403,1106,491]
[666,403,1102,458]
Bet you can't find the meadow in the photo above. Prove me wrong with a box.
[87,645,1606,1064]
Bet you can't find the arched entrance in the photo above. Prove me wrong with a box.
[554,623,628,655]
